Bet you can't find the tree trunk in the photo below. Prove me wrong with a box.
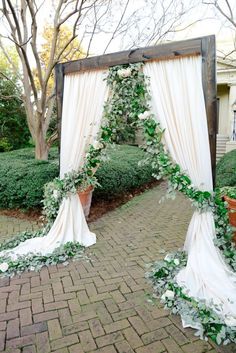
[35,128,49,160]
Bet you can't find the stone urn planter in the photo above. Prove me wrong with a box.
[77,185,93,218]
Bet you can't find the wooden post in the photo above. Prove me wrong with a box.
[201,35,217,187]
[55,63,64,158]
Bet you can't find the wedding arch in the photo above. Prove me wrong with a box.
[56,35,217,182]
[1,35,236,343]
[52,35,235,342]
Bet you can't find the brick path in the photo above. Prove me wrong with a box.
[0,216,40,244]
[0,183,235,353]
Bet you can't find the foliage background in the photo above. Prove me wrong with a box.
[0,145,154,209]
[216,149,236,188]
[0,47,30,151]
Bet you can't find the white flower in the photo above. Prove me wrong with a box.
[0,262,9,272]
[117,68,132,78]
[138,111,151,120]
[164,254,172,262]
[225,315,236,327]
[161,289,175,301]
[53,190,60,199]
[93,141,103,150]
[174,259,180,266]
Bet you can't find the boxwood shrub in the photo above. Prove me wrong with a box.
[0,145,154,209]
[94,145,154,200]
[0,148,59,209]
[216,149,236,188]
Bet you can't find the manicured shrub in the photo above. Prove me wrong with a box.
[0,145,154,209]
[94,145,154,199]
[0,148,59,209]
[216,149,236,188]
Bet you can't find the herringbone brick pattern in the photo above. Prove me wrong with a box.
[0,183,235,353]
[0,216,40,244]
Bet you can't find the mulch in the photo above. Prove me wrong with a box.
[0,180,160,223]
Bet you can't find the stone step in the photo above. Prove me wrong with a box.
[217,136,229,140]
[216,134,229,160]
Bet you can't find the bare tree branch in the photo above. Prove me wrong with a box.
[203,0,236,60]
[26,0,44,90]
[0,0,199,159]
[103,0,130,54]
[2,1,39,103]
[203,0,236,28]
[0,38,20,78]
[47,130,58,148]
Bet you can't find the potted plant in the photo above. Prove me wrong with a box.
[77,175,99,218]
[221,186,236,242]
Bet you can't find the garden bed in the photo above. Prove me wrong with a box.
[1,146,235,224]
[0,179,160,223]
[0,144,157,217]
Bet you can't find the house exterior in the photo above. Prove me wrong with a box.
[216,58,236,160]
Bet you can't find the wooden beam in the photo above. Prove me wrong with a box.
[201,35,217,186]
[55,63,64,157]
[62,37,202,75]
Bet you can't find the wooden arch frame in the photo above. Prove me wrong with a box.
[55,35,217,185]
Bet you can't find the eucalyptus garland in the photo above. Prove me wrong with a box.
[147,252,236,345]
[0,241,84,276]
[99,63,236,344]
[103,63,149,143]
[0,63,236,344]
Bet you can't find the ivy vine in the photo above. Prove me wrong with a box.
[0,63,235,345]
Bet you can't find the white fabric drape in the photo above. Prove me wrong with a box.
[144,57,236,325]
[60,71,108,178]
[1,70,108,258]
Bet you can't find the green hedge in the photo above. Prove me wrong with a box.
[216,149,236,188]
[94,145,154,200]
[0,148,59,209]
[0,145,154,209]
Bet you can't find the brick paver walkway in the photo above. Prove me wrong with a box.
[0,183,235,353]
[0,216,40,244]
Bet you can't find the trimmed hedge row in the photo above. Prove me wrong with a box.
[0,148,59,209]
[216,149,236,188]
[0,145,154,209]
[94,145,154,200]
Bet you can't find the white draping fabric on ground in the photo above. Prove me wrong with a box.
[1,70,108,258]
[144,57,236,325]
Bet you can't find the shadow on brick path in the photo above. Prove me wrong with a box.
[0,183,234,353]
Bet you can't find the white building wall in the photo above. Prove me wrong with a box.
[216,62,236,157]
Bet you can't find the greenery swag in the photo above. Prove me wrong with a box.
[0,62,236,344]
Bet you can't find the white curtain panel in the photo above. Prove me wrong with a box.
[1,70,108,259]
[144,57,236,325]
[60,71,108,178]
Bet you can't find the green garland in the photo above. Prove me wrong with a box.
[0,241,84,276]
[147,251,236,345]
[0,63,235,270]
[103,63,148,143]
[0,63,235,344]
